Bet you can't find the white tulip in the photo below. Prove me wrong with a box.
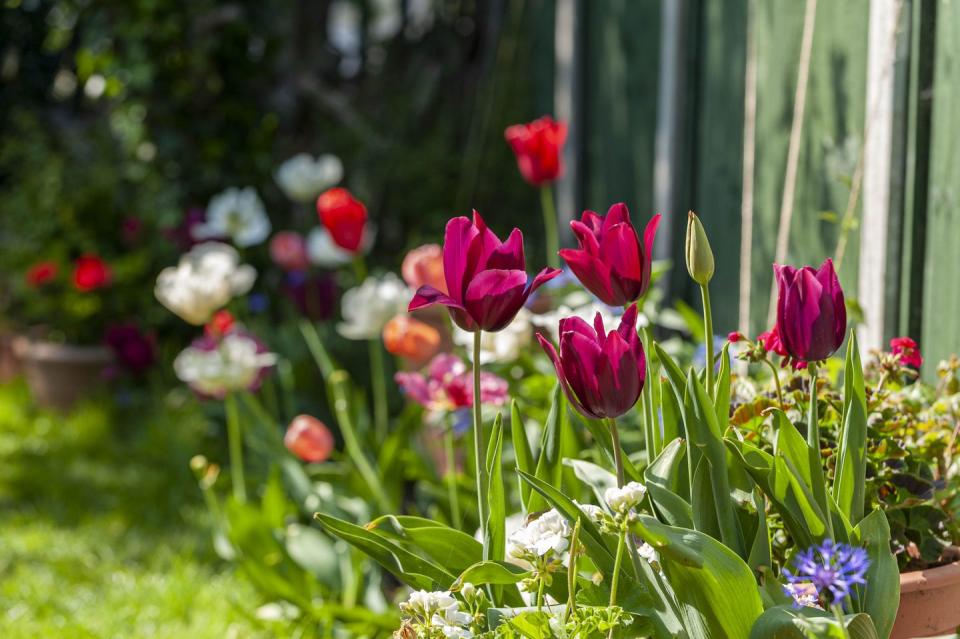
[275,153,344,203]
[173,332,276,397]
[194,187,272,247]
[155,242,256,325]
[336,273,410,340]
[454,308,532,364]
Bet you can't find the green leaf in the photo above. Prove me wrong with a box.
[747,489,772,574]
[644,438,694,528]
[366,515,483,575]
[749,606,880,639]
[715,344,732,425]
[852,510,899,639]
[285,523,341,588]
[315,514,454,590]
[575,414,642,483]
[486,413,506,562]
[564,457,617,505]
[835,331,868,524]
[511,400,534,508]
[631,515,764,638]
[529,384,565,512]
[454,560,530,587]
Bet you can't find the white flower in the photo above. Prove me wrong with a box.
[337,273,411,340]
[604,481,647,513]
[573,501,606,523]
[507,509,571,560]
[530,302,621,338]
[399,590,473,637]
[155,242,257,325]
[454,308,532,364]
[275,153,343,203]
[173,333,277,396]
[194,187,271,247]
[306,225,376,268]
[637,542,659,565]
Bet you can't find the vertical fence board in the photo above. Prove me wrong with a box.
[920,0,960,367]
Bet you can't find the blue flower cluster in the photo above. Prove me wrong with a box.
[783,539,870,608]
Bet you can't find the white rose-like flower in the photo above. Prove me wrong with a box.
[194,187,272,247]
[507,509,571,560]
[454,308,532,364]
[173,332,277,397]
[275,153,344,203]
[604,481,647,513]
[155,242,257,325]
[337,273,411,340]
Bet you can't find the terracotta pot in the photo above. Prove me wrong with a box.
[892,561,960,638]
[0,332,21,382]
[12,336,113,410]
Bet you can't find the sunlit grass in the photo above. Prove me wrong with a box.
[0,379,273,638]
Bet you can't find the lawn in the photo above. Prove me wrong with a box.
[0,380,274,638]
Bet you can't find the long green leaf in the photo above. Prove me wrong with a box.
[645,438,694,528]
[486,413,506,562]
[454,560,530,587]
[367,515,483,575]
[853,510,899,639]
[835,331,868,524]
[714,344,732,427]
[511,400,534,508]
[529,384,565,512]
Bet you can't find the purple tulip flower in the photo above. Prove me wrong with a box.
[536,303,646,420]
[774,258,847,362]
[408,211,561,332]
[559,204,661,307]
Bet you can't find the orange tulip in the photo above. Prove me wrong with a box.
[401,244,446,294]
[383,314,441,363]
[284,415,335,463]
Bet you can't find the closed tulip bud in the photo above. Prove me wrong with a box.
[284,415,335,463]
[382,314,441,364]
[685,211,714,285]
[774,258,846,362]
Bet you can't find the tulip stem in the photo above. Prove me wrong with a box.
[444,421,462,529]
[807,363,834,539]
[700,282,715,396]
[472,330,490,558]
[540,185,560,268]
[224,392,246,503]
[607,417,626,488]
[368,339,389,440]
[608,529,627,614]
[641,326,660,460]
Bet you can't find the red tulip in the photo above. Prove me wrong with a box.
[537,304,646,420]
[505,116,568,186]
[316,187,367,252]
[774,258,846,362]
[408,211,560,332]
[25,261,58,287]
[72,255,111,292]
[559,204,661,307]
[284,415,335,463]
[269,231,310,271]
[890,336,922,368]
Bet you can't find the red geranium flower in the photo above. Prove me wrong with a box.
[25,261,58,287]
[73,255,112,292]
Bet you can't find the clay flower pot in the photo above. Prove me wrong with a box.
[12,336,113,410]
[892,561,960,638]
[0,332,21,382]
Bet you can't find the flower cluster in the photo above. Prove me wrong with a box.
[397,589,477,639]
[395,354,508,425]
[506,509,572,562]
[783,539,870,609]
[604,481,647,515]
[173,329,276,399]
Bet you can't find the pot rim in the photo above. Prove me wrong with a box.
[11,336,113,364]
[899,560,960,592]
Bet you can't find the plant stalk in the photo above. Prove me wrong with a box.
[565,518,581,623]
[368,338,389,440]
[762,357,785,409]
[607,417,626,488]
[641,326,659,460]
[700,282,715,395]
[224,392,246,503]
[472,330,490,557]
[540,185,560,268]
[608,530,627,632]
[807,363,834,538]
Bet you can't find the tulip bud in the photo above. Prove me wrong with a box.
[685,211,714,285]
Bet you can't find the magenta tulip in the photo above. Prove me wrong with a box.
[537,304,646,420]
[559,204,661,307]
[408,211,561,332]
[774,258,847,362]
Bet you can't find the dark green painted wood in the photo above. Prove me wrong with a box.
[920,0,960,368]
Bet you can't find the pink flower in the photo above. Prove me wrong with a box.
[757,325,807,370]
[401,244,446,293]
[890,337,922,368]
[774,258,846,362]
[395,353,508,413]
[408,212,560,332]
[269,231,310,271]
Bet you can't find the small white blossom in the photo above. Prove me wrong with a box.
[173,333,276,397]
[194,187,271,247]
[337,273,411,340]
[275,153,343,203]
[454,308,532,364]
[155,242,256,325]
[399,590,473,637]
[604,481,647,513]
[637,542,659,565]
[507,509,572,560]
[573,501,606,523]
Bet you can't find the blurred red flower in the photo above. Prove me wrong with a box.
[25,261,58,287]
[284,415,335,463]
[316,187,368,252]
[72,255,111,292]
[890,336,923,368]
[504,116,568,186]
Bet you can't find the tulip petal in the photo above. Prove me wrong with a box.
[465,210,503,285]
[558,248,618,305]
[443,216,478,301]
[487,228,525,271]
[579,210,604,238]
[617,303,640,346]
[524,267,562,298]
[536,333,597,419]
[641,213,662,292]
[561,331,606,417]
[599,330,644,415]
[569,220,601,255]
[463,268,528,332]
[408,285,467,313]
[603,202,631,233]
[559,315,599,342]
[816,258,847,349]
[601,222,643,284]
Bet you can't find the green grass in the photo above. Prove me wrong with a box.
[0,380,273,638]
